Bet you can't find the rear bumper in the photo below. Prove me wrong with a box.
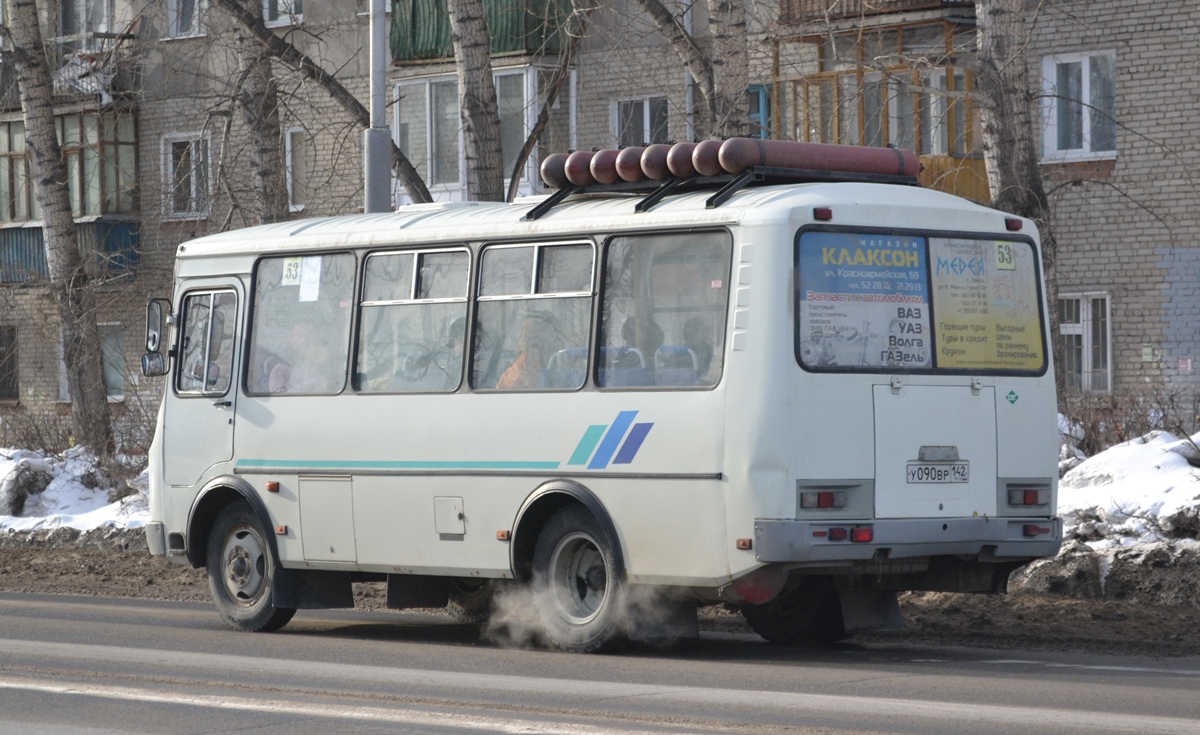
[753,516,1062,564]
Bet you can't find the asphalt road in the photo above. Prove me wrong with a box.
[0,592,1197,735]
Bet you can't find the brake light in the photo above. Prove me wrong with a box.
[850,527,873,543]
[1009,488,1050,506]
[828,527,848,541]
[801,491,847,509]
[1023,524,1052,537]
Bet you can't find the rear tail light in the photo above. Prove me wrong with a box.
[800,491,847,509]
[827,527,848,541]
[850,527,873,543]
[1008,487,1050,506]
[1023,524,1052,537]
[817,526,872,542]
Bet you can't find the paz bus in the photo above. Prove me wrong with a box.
[141,138,1061,652]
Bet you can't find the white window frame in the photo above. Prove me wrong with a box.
[393,66,550,205]
[166,0,205,38]
[264,0,301,28]
[162,132,211,220]
[613,96,669,148]
[284,126,305,213]
[1041,51,1117,162]
[1059,292,1111,392]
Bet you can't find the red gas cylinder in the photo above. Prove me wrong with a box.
[615,147,646,182]
[666,142,698,177]
[540,153,570,189]
[640,144,673,180]
[564,150,596,187]
[589,149,620,184]
[692,139,724,176]
[718,138,920,177]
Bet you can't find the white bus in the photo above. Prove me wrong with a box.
[142,141,1061,652]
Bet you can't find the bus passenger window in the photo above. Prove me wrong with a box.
[246,253,354,395]
[176,291,236,396]
[598,232,732,389]
[473,242,593,391]
[356,249,469,393]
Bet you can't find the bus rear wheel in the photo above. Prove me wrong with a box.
[742,577,845,645]
[206,502,296,632]
[531,506,623,653]
[446,578,496,624]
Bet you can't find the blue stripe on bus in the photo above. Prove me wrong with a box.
[612,422,653,465]
[587,410,638,470]
[568,425,608,466]
[236,459,562,470]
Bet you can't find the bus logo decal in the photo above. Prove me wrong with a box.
[568,411,654,469]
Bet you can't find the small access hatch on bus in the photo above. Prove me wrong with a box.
[873,385,997,518]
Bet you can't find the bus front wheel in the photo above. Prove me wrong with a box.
[531,506,623,652]
[205,502,296,632]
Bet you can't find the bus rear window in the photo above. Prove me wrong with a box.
[796,230,1045,373]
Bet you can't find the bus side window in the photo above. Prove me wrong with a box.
[473,242,593,391]
[356,249,469,393]
[246,253,355,395]
[598,232,733,389]
[176,291,237,395]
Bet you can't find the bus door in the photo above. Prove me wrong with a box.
[164,282,242,486]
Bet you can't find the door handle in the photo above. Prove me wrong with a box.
[212,400,231,408]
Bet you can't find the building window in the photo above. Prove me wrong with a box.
[0,326,17,402]
[748,85,772,139]
[395,67,564,203]
[163,133,209,219]
[167,0,203,38]
[616,96,668,147]
[265,0,301,26]
[1059,294,1110,392]
[284,127,305,212]
[1042,52,1116,161]
[0,113,136,224]
[58,323,125,401]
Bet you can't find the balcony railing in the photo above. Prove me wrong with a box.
[780,0,971,25]
[391,0,571,61]
[51,30,143,102]
[0,219,138,283]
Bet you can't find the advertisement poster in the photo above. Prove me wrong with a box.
[929,238,1044,370]
[798,232,931,369]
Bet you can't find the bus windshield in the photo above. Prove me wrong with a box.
[796,229,1045,373]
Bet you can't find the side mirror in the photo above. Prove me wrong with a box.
[141,352,167,377]
[142,298,172,377]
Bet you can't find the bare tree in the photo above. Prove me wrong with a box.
[447,0,505,202]
[974,0,1063,402]
[236,1,290,224]
[209,0,434,204]
[2,0,113,454]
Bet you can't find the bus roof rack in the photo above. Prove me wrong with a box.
[525,138,922,221]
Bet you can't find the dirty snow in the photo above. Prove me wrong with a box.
[0,448,147,532]
[1,425,1199,549]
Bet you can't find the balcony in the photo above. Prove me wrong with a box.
[0,219,138,284]
[780,0,972,25]
[391,0,571,62]
[51,27,144,103]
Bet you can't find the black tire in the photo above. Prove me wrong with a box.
[742,577,846,645]
[531,506,623,652]
[205,502,296,632]
[446,578,496,624]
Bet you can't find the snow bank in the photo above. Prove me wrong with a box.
[0,448,147,532]
[1059,430,1200,549]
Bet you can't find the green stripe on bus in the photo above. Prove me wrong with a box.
[568,424,607,466]
[237,459,562,470]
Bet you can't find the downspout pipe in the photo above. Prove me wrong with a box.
[363,0,392,212]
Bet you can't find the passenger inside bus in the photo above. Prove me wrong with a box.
[268,322,339,393]
[496,315,555,390]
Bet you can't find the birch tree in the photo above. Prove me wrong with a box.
[447,0,505,202]
[2,0,113,453]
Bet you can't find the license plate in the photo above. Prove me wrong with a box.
[906,461,969,483]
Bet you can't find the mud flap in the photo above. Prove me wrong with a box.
[839,589,905,634]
